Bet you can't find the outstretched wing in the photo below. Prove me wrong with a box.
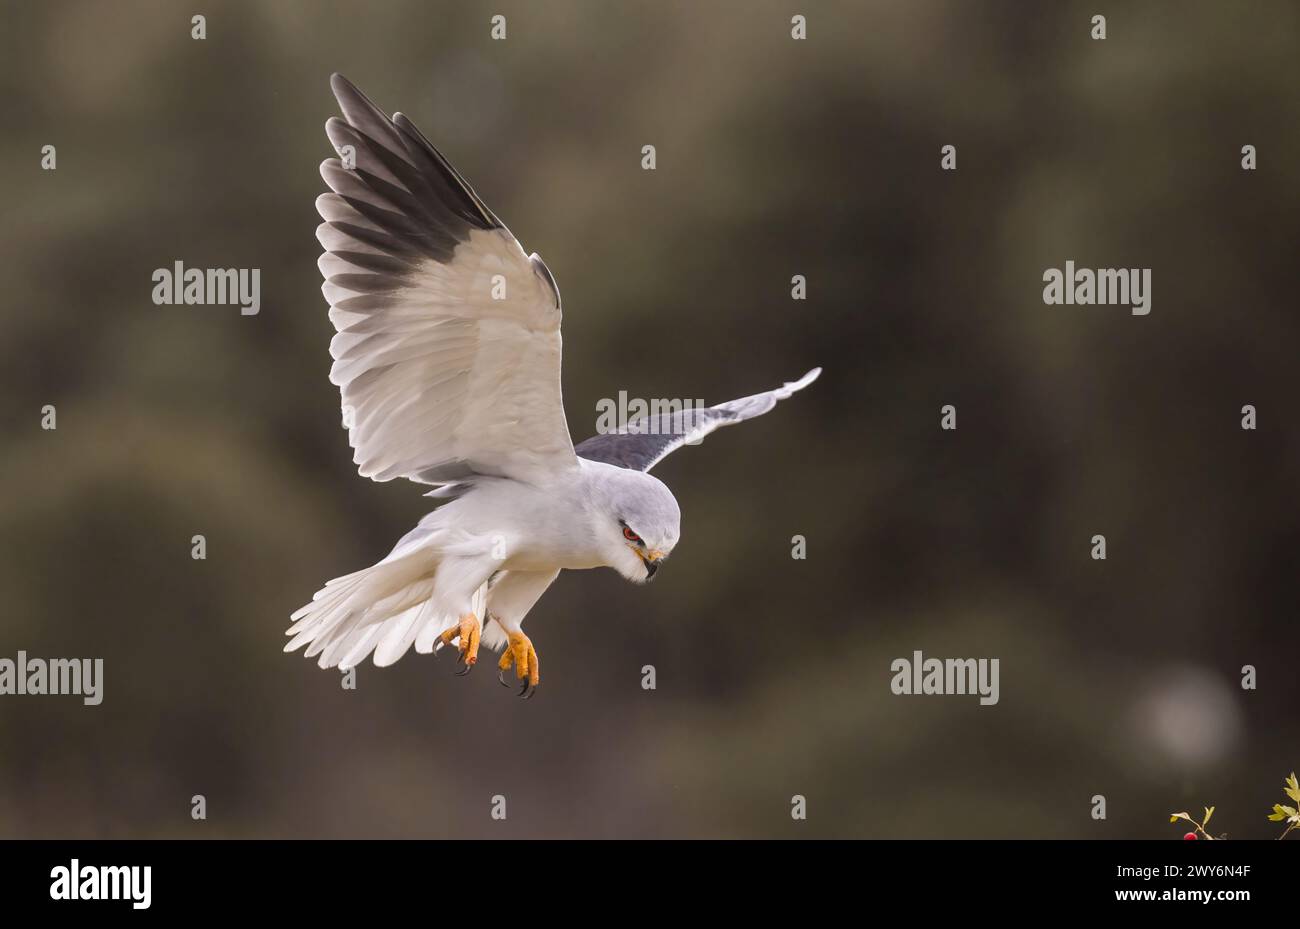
[317,73,577,486]
[574,368,821,472]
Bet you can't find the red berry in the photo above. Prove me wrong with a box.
[1183,832,1198,841]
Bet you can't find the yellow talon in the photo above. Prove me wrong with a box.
[439,612,481,665]
[499,631,540,690]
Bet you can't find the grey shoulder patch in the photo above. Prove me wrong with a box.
[575,408,735,472]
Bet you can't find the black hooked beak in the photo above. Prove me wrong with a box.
[644,559,659,579]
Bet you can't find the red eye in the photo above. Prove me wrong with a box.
[623,527,642,544]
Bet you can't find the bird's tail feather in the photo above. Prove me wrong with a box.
[286,544,468,670]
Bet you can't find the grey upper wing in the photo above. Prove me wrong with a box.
[574,368,821,472]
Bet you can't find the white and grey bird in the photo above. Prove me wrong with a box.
[286,74,821,695]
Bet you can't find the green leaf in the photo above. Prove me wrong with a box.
[1170,811,1191,823]
[1285,773,1300,804]
[1268,804,1287,822]
[1202,806,1214,827]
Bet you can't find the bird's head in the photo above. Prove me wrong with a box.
[591,467,680,583]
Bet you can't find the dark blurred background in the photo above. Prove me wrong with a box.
[1,0,1297,838]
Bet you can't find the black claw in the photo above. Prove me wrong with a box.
[455,656,473,676]
[498,669,511,688]
[517,679,530,697]
[520,682,537,700]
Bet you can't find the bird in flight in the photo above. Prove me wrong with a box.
[286,74,820,696]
